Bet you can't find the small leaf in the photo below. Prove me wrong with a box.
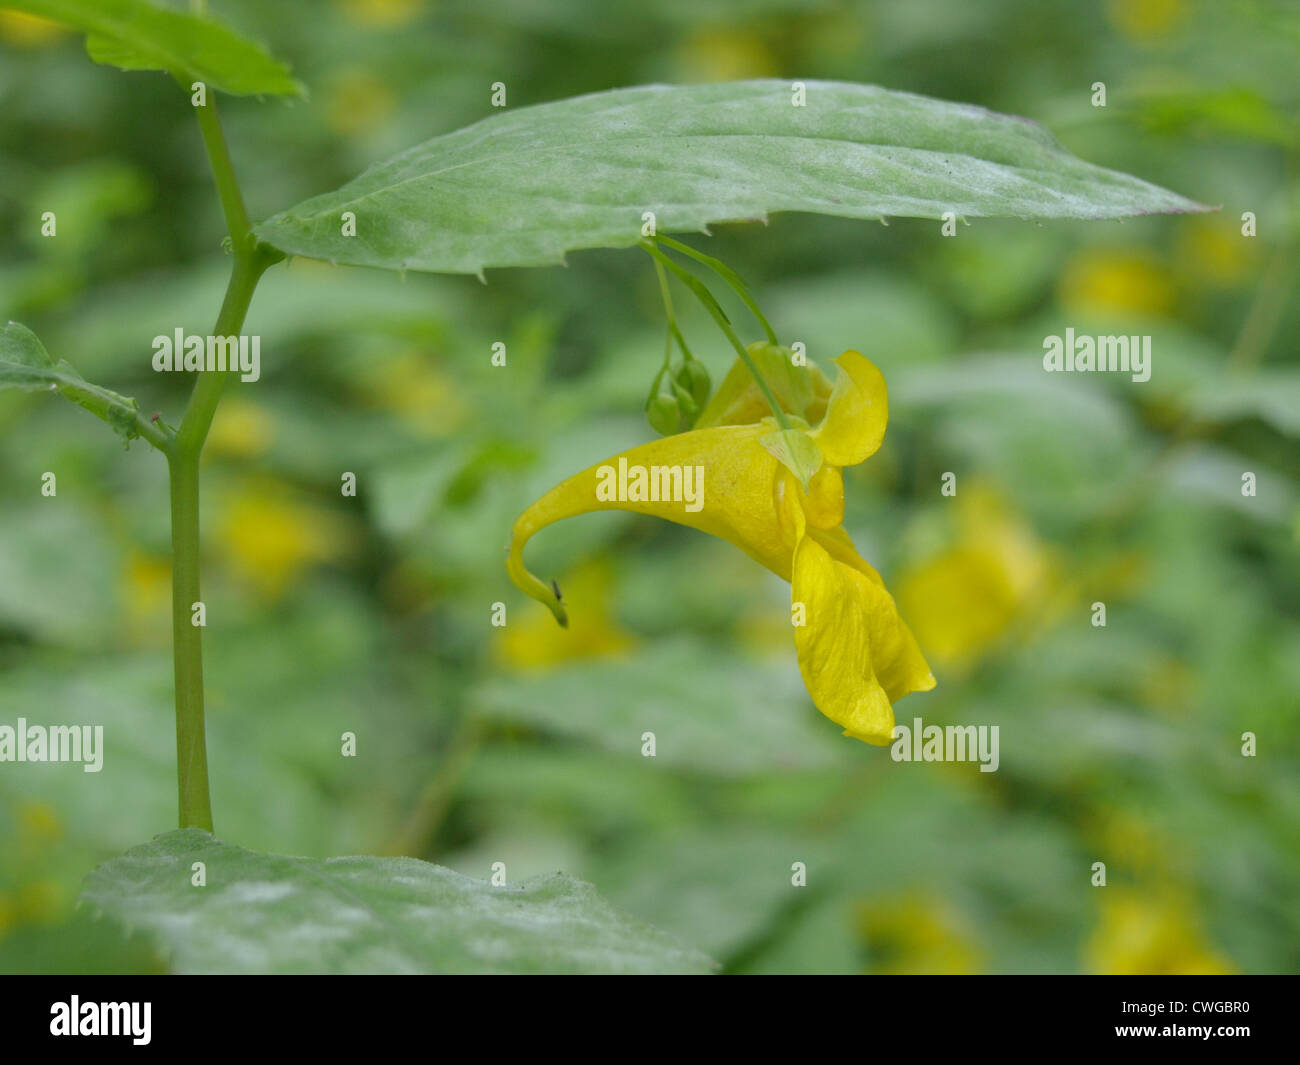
[1,321,144,443]
[759,427,823,492]
[0,320,54,380]
[81,829,716,974]
[5,0,303,98]
[256,80,1210,275]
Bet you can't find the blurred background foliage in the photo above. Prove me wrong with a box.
[0,0,1296,974]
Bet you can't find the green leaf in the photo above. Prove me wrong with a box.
[1186,370,1300,437]
[4,0,303,98]
[0,321,145,443]
[80,829,715,974]
[256,80,1210,275]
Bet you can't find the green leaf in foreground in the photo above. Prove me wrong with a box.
[4,0,303,98]
[0,321,151,444]
[257,79,1211,275]
[80,829,716,974]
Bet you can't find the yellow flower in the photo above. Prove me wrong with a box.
[897,484,1052,672]
[1058,248,1175,318]
[16,800,62,843]
[0,11,68,47]
[120,548,172,647]
[361,351,467,438]
[507,348,934,744]
[337,0,424,29]
[1086,888,1235,975]
[325,69,398,138]
[1107,0,1186,42]
[216,482,351,601]
[857,893,984,974]
[495,558,636,669]
[16,879,64,925]
[1175,215,1257,289]
[675,27,778,83]
[207,396,276,460]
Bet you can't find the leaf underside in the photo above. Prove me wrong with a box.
[80,829,717,974]
[256,79,1211,276]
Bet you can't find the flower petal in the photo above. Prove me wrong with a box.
[792,526,935,745]
[694,342,833,428]
[808,350,889,467]
[508,424,796,623]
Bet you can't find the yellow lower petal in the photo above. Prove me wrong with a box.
[792,528,935,745]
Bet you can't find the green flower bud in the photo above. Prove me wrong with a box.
[671,379,699,423]
[646,393,681,436]
[675,359,712,409]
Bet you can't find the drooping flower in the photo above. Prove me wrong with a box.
[507,346,935,745]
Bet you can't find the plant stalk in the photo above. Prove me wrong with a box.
[168,89,278,830]
[641,241,792,431]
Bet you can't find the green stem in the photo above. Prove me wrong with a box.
[166,83,281,830]
[641,241,792,431]
[167,448,209,829]
[656,235,779,345]
[167,248,274,832]
[53,379,173,453]
[192,96,254,253]
[652,256,694,365]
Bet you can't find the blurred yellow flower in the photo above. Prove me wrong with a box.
[0,11,67,47]
[326,69,398,138]
[1086,808,1168,873]
[1107,0,1186,42]
[16,799,63,844]
[1058,248,1175,317]
[337,0,424,29]
[215,482,351,600]
[120,549,172,647]
[496,559,635,669]
[362,351,468,438]
[857,894,984,974]
[898,485,1051,672]
[1175,216,1258,289]
[1135,654,1195,716]
[16,878,63,925]
[207,396,276,460]
[508,348,934,745]
[1086,889,1235,974]
[675,28,778,82]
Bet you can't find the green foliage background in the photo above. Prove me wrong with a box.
[1,0,1297,973]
